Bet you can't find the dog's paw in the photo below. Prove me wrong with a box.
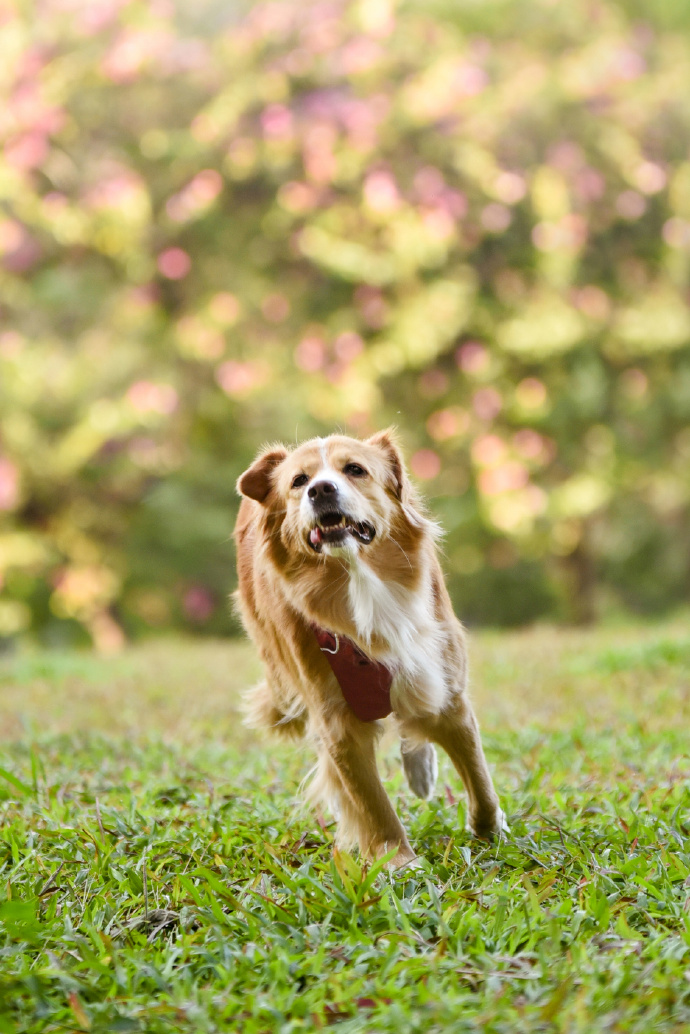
[402,742,438,800]
[389,846,420,871]
[370,841,419,870]
[468,804,509,840]
[394,852,425,873]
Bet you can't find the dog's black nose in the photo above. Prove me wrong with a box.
[308,480,338,502]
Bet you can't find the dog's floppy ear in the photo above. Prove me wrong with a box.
[367,428,407,501]
[237,446,288,504]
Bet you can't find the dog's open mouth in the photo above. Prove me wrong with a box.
[308,512,376,552]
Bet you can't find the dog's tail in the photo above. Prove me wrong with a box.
[243,679,307,741]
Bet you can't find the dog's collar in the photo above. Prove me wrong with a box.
[312,625,393,722]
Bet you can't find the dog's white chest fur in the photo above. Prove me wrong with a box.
[347,560,448,714]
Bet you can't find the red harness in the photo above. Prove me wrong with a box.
[312,626,393,722]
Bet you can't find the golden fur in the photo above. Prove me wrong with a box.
[234,430,503,867]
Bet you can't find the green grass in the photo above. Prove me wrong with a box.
[0,620,689,1033]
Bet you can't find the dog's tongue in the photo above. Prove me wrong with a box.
[310,527,323,547]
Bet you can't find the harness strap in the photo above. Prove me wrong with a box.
[312,625,393,722]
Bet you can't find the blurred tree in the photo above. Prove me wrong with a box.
[1,0,689,646]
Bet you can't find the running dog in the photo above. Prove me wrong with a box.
[234,430,504,867]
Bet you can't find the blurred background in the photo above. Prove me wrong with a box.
[1,0,689,650]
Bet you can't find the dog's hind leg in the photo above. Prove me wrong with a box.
[309,716,416,867]
[401,741,438,800]
[243,679,307,740]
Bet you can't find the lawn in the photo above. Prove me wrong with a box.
[0,619,689,1033]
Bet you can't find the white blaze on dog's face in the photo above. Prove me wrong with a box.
[276,434,404,558]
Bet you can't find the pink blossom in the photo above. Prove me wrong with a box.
[442,190,468,219]
[164,39,209,75]
[341,98,383,151]
[548,142,585,171]
[127,381,178,415]
[262,293,290,323]
[190,113,221,144]
[190,169,223,202]
[364,170,400,213]
[481,203,511,233]
[7,83,64,136]
[456,341,489,374]
[513,429,546,460]
[0,458,20,511]
[423,208,455,240]
[4,132,48,170]
[635,161,666,194]
[354,286,388,329]
[472,435,507,467]
[515,378,548,410]
[334,332,364,362]
[295,336,326,372]
[339,37,382,75]
[101,29,172,83]
[472,387,503,421]
[283,48,313,77]
[532,214,587,251]
[0,220,25,255]
[453,63,488,97]
[493,171,527,204]
[575,168,606,202]
[278,181,317,214]
[86,172,144,210]
[177,316,224,359]
[157,248,191,279]
[303,124,337,184]
[2,233,41,273]
[209,292,240,325]
[261,104,293,139]
[616,191,646,220]
[410,449,441,480]
[128,284,160,306]
[183,585,215,623]
[414,167,446,202]
[418,369,449,398]
[427,408,469,441]
[619,368,648,398]
[79,0,126,35]
[0,332,24,359]
[478,462,528,496]
[574,286,611,320]
[167,170,223,222]
[215,361,265,396]
[302,15,342,53]
[612,48,646,81]
[663,218,690,248]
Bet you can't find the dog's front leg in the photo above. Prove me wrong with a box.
[404,697,504,839]
[312,716,416,868]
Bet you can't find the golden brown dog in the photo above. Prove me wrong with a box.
[234,430,504,867]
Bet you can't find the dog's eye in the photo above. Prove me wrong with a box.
[291,473,309,489]
[343,463,367,478]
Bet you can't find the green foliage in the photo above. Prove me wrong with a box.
[1,625,690,1031]
[1,0,690,644]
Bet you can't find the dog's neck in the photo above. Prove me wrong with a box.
[286,540,449,714]
[347,556,424,648]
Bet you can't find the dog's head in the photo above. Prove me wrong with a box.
[237,430,427,560]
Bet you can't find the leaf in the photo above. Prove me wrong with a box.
[0,768,31,796]
[68,992,91,1031]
